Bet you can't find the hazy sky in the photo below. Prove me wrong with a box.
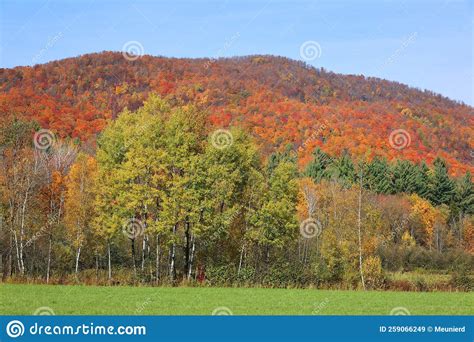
[1,0,472,104]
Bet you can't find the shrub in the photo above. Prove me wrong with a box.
[449,268,473,291]
[414,277,428,291]
[363,256,385,289]
[235,266,256,286]
[386,279,413,291]
[205,265,235,286]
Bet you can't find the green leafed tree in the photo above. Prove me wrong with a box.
[95,95,171,280]
[247,160,298,268]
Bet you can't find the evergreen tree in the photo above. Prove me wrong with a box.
[414,161,431,199]
[392,160,417,194]
[267,144,297,175]
[429,157,455,206]
[365,157,392,194]
[329,151,356,187]
[304,148,332,183]
[456,171,474,216]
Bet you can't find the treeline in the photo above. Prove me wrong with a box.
[0,95,472,290]
[302,147,472,213]
[2,51,473,175]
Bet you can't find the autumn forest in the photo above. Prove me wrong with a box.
[0,52,473,291]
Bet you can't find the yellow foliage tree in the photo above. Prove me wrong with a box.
[409,194,436,248]
[64,153,98,275]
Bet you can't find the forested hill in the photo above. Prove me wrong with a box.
[1,51,472,174]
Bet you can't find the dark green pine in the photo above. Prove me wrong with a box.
[305,147,333,183]
[429,157,456,206]
[456,171,474,216]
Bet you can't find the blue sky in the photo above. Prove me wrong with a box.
[1,0,472,104]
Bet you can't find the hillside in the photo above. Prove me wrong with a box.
[0,51,472,174]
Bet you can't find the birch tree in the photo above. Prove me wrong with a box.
[64,153,97,276]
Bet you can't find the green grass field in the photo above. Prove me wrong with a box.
[0,284,472,315]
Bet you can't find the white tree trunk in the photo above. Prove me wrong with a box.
[18,191,30,275]
[75,246,81,275]
[187,236,195,280]
[46,234,52,283]
[169,225,176,280]
[155,235,160,282]
[13,230,21,274]
[238,243,245,275]
[141,235,147,271]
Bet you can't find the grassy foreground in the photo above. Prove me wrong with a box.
[0,284,472,315]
